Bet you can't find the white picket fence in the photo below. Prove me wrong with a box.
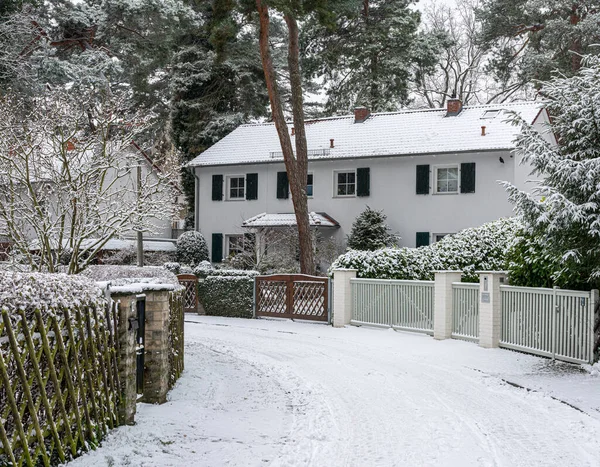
[451,282,479,341]
[500,286,596,364]
[349,275,598,364]
[350,278,434,334]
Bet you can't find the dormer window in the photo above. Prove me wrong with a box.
[481,109,502,119]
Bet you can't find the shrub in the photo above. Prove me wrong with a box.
[347,206,396,250]
[81,265,179,286]
[331,218,519,282]
[163,262,181,275]
[176,231,209,266]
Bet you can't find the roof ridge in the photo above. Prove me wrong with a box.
[238,101,542,127]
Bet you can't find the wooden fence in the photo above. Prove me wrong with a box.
[168,289,185,389]
[0,303,120,466]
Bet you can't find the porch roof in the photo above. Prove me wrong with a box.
[242,212,340,229]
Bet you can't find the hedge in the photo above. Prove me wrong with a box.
[198,275,255,319]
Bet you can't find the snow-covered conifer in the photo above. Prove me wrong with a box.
[176,231,209,266]
[347,206,396,251]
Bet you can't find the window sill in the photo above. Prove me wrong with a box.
[225,198,246,202]
[432,191,459,195]
[333,194,356,198]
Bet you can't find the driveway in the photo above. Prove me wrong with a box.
[71,316,600,467]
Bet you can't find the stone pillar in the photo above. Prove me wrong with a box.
[433,271,462,340]
[332,269,357,328]
[114,294,137,425]
[478,271,507,348]
[142,291,171,404]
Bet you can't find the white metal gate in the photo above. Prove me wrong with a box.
[500,286,596,364]
[351,278,434,334]
[452,282,479,341]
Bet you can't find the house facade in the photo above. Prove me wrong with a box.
[188,99,551,265]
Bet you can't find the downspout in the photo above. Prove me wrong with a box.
[186,166,200,232]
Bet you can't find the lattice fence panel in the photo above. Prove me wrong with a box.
[293,281,326,318]
[0,303,120,466]
[257,281,287,315]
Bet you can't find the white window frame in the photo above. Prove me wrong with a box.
[433,164,460,195]
[481,109,502,119]
[226,175,245,200]
[333,169,356,197]
[225,234,245,257]
[432,233,453,243]
[307,172,314,198]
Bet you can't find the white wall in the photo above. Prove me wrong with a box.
[195,148,528,257]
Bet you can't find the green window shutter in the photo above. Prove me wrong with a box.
[357,167,370,197]
[211,233,223,263]
[460,162,476,193]
[416,232,430,247]
[276,171,289,199]
[212,175,223,201]
[246,173,258,200]
[416,165,430,194]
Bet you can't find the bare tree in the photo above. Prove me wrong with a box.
[0,89,176,273]
[414,0,532,108]
[255,1,315,275]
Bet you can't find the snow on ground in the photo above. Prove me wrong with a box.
[70,316,600,467]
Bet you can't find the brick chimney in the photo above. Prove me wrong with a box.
[446,97,462,117]
[354,107,370,123]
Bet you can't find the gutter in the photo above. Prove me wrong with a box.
[186,166,200,231]
[187,147,515,169]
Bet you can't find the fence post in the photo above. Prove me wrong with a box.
[477,271,507,348]
[332,269,357,328]
[433,271,462,340]
[590,289,598,363]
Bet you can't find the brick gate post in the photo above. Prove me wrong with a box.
[332,269,357,328]
[433,271,463,340]
[478,271,508,348]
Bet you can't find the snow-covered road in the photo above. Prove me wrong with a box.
[71,316,600,467]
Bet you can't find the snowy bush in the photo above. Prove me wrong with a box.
[0,271,105,317]
[81,265,179,286]
[347,206,397,250]
[176,231,209,266]
[331,218,519,282]
[163,262,182,275]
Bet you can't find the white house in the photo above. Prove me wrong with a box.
[188,99,551,265]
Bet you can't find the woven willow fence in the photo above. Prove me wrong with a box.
[0,303,120,466]
[168,289,185,389]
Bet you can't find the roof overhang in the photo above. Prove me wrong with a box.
[242,212,340,229]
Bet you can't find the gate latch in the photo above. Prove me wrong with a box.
[128,317,139,331]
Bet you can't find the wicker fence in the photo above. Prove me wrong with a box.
[0,303,119,466]
[168,289,185,389]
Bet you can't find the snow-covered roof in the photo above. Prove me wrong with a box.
[242,212,339,228]
[188,102,544,167]
[29,237,176,252]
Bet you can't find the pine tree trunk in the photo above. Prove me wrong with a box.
[256,1,316,275]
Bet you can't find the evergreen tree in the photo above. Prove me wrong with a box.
[477,0,600,90]
[347,206,395,251]
[170,0,268,223]
[503,55,600,289]
[301,0,441,113]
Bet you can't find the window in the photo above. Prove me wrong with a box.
[227,176,245,200]
[226,235,244,256]
[481,109,502,119]
[433,233,453,243]
[307,173,314,197]
[335,170,356,196]
[435,166,459,194]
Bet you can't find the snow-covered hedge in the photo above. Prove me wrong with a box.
[199,275,255,319]
[0,271,105,316]
[194,266,260,279]
[163,262,181,275]
[195,264,259,318]
[81,265,180,286]
[331,218,519,282]
[176,231,209,266]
